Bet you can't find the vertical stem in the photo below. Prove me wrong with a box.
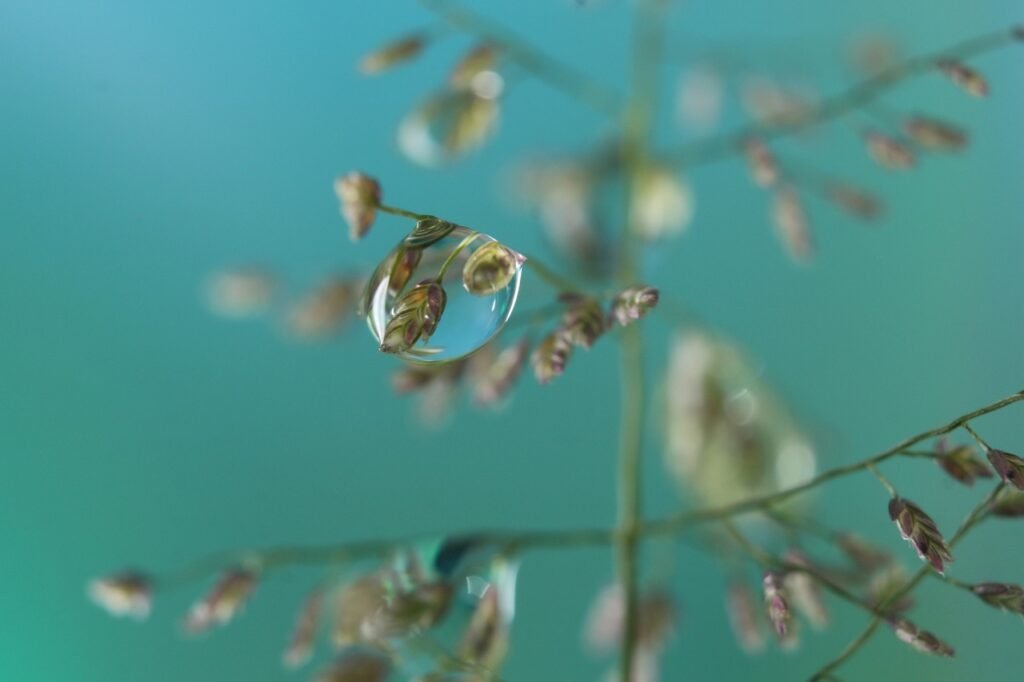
[616,1,666,679]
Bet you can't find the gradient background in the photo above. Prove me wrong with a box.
[3,1,1023,680]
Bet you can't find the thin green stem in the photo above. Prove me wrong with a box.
[866,463,897,497]
[435,231,481,280]
[142,391,1023,598]
[662,25,1023,167]
[418,0,621,117]
[962,421,991,451]
[377,202,427,221]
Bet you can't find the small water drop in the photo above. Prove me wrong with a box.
[363,227,522,363]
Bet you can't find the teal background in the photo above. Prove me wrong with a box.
[2,1,1022,680]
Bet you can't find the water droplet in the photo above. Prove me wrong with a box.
[364,227,522,363]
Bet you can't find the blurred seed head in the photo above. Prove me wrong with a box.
[991,489,1024,517]
[783,551,828,630]
[890,618,955,657]
[864,131,916,170]
[936,443,993,486]
[205,267,276,318]
[762,572,796,646]
[744,138,780,188]
[183,569,258,634]
[88,570,152,620]
[773,187,813,263]
[284,589,323,669]
[823,183,882,221]
[560,296,607,349]
[531,330,573,384]
[334,172,382,242]
[398,91,500,167]
[360,34,426,75]
[630,166,695,241]
[971,582,1024,615]
[937,59,989,97]
[287,277,358,340]
[676,64,724,134]
[610,286,660,327]
[471,337,530,407]
[450,44,500,90]
[835,533,891,572]
[726,580,766,653]
[903,115,968,152]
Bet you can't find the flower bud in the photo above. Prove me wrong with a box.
[744,138,779,187]
[971,582,1024,615]
[762,572,794,643]
[560,296,606,349]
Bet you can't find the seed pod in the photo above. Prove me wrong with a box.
[971,582,1024,615]
[560,296,606,349]
[890,618,955,657]
[462,241,525,295]
[404,216,456,249]
[937,59,989,97]
[610,286,660,327]
[864,131,915,170]
[773,187,813,262]
[450,43,499,90]
[823,183,882,220]
[888,497,953,574]
[532,331,572,384]
[334,172,381,242]
[762,572,794,643]
[283,589,323,669]
[183,569,258,634]
[88,570,152,620]
[726,581,766,653]
[991,489,1024,517]
[985,448,1024,490]
[379,280,447,354]
[903,116,968,151]
[743,138,780,188]
[472,337,530,406]
[359,33,426,75]
[936,444,992,486]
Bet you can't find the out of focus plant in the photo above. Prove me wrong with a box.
[93,2,1024,680]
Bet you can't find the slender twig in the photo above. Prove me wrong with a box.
[418,0,621,117]
[809,482,1006,680]
[377,202,427,220]
[661,25,1022,167]
[144,391,1024,592]
[962,421,991,451]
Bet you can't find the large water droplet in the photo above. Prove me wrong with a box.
[364,227,522,363]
